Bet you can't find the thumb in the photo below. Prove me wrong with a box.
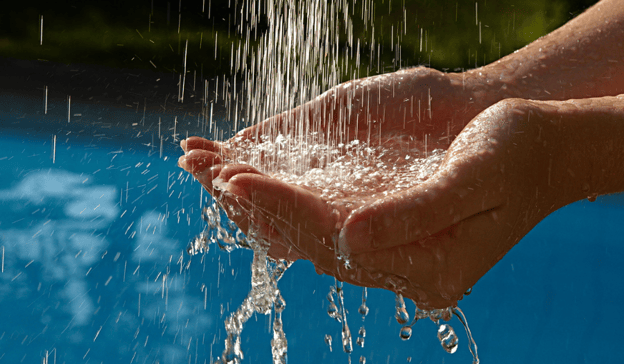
[339,162,505,255]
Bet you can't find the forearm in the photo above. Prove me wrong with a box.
[537,95,624,207]
[475,0,624,102]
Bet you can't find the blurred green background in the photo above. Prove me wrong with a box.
[1,0,599,80]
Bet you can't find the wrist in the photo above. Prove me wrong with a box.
[535,96,624,206]
[458,68,508,117]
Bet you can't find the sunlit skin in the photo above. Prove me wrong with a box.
[178,0,624,309]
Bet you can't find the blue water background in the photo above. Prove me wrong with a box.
[1,94,623,363]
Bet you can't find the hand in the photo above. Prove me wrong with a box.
[340,98,563,308]
[237,66,493,150]
[178,68,516,309]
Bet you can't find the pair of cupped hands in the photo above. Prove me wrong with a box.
[178,67,560,309]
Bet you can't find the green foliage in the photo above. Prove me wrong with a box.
[1,0,598,78]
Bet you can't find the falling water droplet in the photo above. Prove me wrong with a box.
[358,303,369,316]
[324,334,333,352]
[437,324,459,354]
[399,325,412,340]
[327,302,341,321]
[359,356,366,364]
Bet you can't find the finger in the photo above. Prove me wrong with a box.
[178,149,223,174]
[226,173,337,246]
[181,136,223,154]
[217,164,263,183]
[237,96,327,141]
[224,173,385,289]
[340,160,505,255]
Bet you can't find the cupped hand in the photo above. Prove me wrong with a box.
[339,98,563,308]
[178,69,526,309]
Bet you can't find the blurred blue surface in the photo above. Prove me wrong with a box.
[1,94,623,363]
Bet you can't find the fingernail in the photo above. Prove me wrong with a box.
[212,177,228,191]
[180,139,188,153]
[178,155,187,169]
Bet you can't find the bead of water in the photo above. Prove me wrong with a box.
[324,334,333,352]
[437,324,459,354]
[399,325,412,341]
[358,303,369,316]
[327,302,341,321]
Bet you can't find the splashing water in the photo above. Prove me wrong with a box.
[392,295,480,364]
[218,243,292,364]
[188,205,291,364]
[184,0,481,360]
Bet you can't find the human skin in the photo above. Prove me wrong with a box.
[178,0,624,309]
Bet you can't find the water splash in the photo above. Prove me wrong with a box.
[218,244,292,364]
[226,135,446,211]
[395,302,479,364]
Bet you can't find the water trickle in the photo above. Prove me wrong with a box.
[453,307,480,364]
[356,287,368,347]
[271,292,288,364]
[394,294,410,325]
[338,282,354,354]
[325,282,353,353]
[324,334,333,352]
[189,206,291,364]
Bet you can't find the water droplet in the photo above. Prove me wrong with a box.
[396,306,409,325]
[464,287,472,295]
[358,303,369,316]
[342,326,353,353]
[359,356,366,364]
[324,334,333,352]
[327,302,341,321]
[356,336,365,347]
[437,324,459,354]
[399,325,412,340]
[395,294,410,325]
[358,326,366,337]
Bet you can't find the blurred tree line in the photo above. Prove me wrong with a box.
[1,0,599,80]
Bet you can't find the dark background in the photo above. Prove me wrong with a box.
[2,0,600,79]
